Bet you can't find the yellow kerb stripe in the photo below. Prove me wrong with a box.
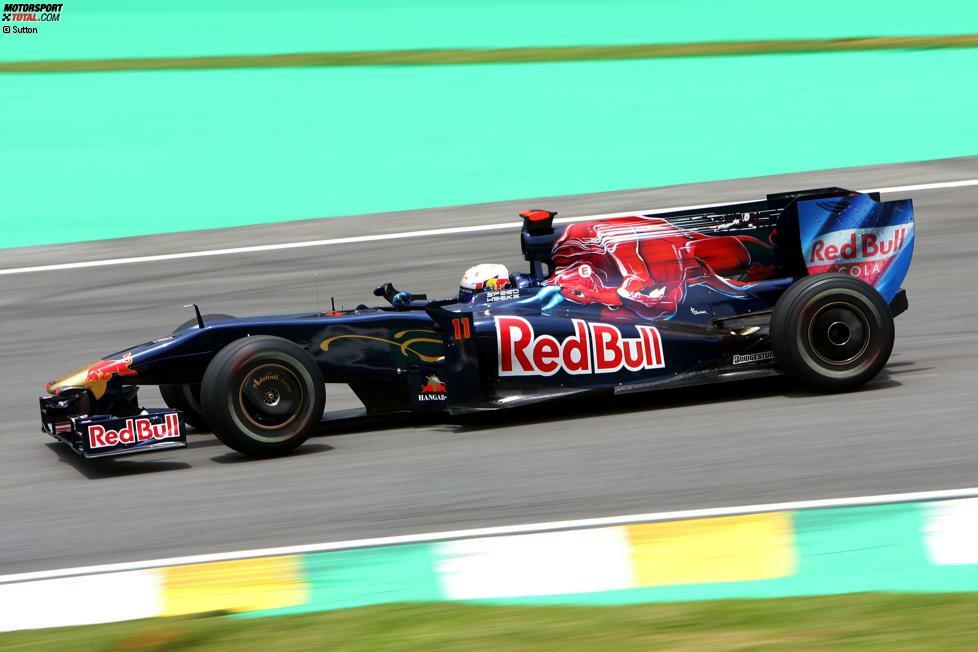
[161,555,307,616]
[627,512,795,587]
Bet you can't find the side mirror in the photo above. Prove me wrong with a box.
[374,282,427,309]
[373,282,397,302]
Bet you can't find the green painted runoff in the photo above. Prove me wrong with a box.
[2,48,977,248]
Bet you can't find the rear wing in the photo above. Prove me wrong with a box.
[788,191,914,302]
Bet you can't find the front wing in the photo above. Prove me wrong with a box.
[40,394,187,458]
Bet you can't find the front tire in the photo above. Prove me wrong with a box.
[770,274,894,392]
[200,336,325,457]
[159,313,235,431]
[159,384,208,431]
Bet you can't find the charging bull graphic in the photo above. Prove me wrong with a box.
[525,216,776,320]
[45,352,138,399]
[84,352,137,383]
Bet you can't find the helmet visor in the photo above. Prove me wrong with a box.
[457,287,477,304]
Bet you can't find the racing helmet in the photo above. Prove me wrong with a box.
[458,263,510,303]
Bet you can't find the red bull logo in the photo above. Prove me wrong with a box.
[483,277,510,291]
[84,353,137,382]
[86,413,182,449]
[496,316,665,377]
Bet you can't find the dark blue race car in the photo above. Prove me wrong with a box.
[40,187,914,459]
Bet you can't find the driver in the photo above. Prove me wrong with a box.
[458,263,510,303]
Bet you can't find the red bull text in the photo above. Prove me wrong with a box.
[86,413,182,449]
[496,316,665,377]
[806,224,912,281]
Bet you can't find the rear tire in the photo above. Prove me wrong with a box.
[159,313,235,432]
[200,336,325,457]
[770,274,894,392]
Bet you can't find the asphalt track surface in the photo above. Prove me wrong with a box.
[2,157,977,574]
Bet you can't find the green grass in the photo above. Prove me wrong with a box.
[5,1,978,64]
[4,36,978,73]
[4,594,978,651]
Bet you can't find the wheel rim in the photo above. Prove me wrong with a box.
[806,301,871,366]
[238,363,304,433]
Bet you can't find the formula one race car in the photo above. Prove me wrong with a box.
[40,187,914,459]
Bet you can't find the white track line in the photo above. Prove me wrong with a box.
[2,178,976,277]
[3,485,978,585]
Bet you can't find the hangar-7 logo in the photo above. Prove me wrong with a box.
[418,374,447,401]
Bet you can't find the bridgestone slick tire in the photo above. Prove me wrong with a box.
[201,336,325,457]
[770,273,894,392]
[159,314,236,432]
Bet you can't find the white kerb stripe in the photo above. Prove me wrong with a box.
[437,527,633,600]
[0,570,162,633]
[922,497,978,565]
[0,177,975,277]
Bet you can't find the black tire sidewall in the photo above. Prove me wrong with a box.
[159,383,208,431]
[201,336,325,457]
[771,274,894,391]
[158,314,237,432]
